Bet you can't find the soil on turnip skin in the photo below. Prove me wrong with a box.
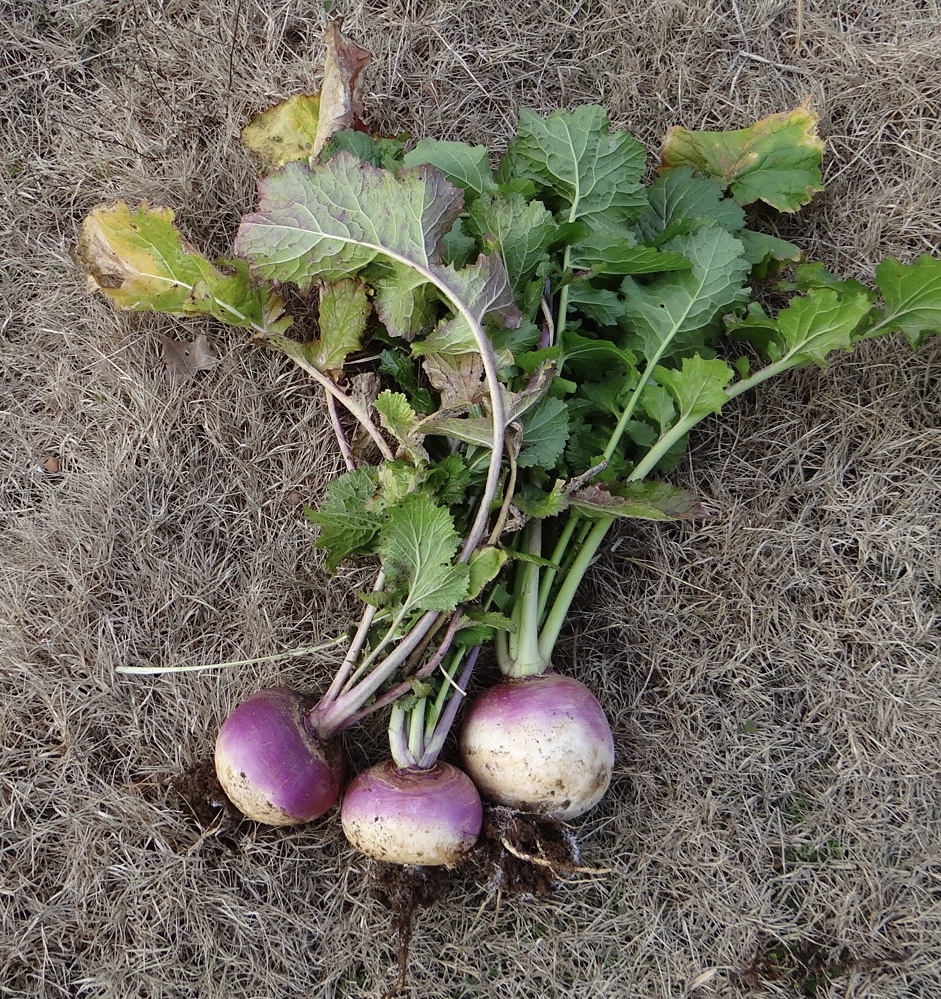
[477,805,581,896]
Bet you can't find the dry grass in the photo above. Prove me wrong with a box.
[2,1,940,996]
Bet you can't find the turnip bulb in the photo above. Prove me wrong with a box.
[341,760,483,867]
[214,687,345,825]
[459,672,614,820]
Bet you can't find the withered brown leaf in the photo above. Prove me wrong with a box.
[311,23,372,158]
[160,334,219,384]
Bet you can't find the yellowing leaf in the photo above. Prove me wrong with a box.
[240,26,370,172]
[78,202,286,332]
[241,94,323,172]
[661,107,824,212]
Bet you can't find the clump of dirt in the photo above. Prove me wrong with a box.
[477,805,587,896]
[370,863,447,998]
[171,757,242,834]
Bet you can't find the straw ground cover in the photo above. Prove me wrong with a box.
[2,1,940,996]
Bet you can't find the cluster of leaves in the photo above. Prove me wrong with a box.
[78,37,941,680]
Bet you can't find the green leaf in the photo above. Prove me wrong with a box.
[636,166,745,243]
[502,106,647,228]
[569,481,703,521]
[422,415,494,449]
[569,232,691,276]
[378,350,435,414]
[560,328,636,369]
[374,264,437,340]
[424,454,472,506]
[514,479,568,519]
[402,139,497,198]
[518,395,569,469]
[307,469,381,570]
[731,287,873,365]
[240,94,322,172]
[466,193,556,298]
[738,230,803,270]
[235,153,463,287]
[78,203,287,332]
[660,107,824,212]
[378,495,471,612]
[467,547,509,600]
[620,225,751,362]
[313,278,370,372]
[375,391,426,462]
[654,355,735,420]
[638,382,676,430]
[321,130,406,171]
[566,284,625,327]
[875,255,941,348]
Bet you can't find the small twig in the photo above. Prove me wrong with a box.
[735,50,813,77]
[499,837,613,875]
[325,389,356,471]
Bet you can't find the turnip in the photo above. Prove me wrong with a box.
[341,761,482,866]
[214,687,345,826]
[341,648,483,865]
[81,48,941,838]
[460,672,613,820]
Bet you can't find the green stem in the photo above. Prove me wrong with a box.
[407,697,426,763]
[536,515,614,666]
[507,519,547,678]
[536,514,587,622]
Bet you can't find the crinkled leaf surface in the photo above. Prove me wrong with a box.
[375,391,426,462]
[307,468,382,570]
[378,495,470,612]
[655,355,735,420]
[569,234,690,276]
[466,194,556,298]
[79,203,286,331]
[502,106,647,228]
[636,166,745,243]
[731,287,872,365]
[374,265,437,339]
[421,350,485,411]
[875,255,941,348]
[403,139,497,199]
[660,107,824,212]
[517,395,569,469]
[314,278,370,373]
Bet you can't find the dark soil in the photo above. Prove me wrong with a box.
[370,863,448,998]
[477,806,582,896]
